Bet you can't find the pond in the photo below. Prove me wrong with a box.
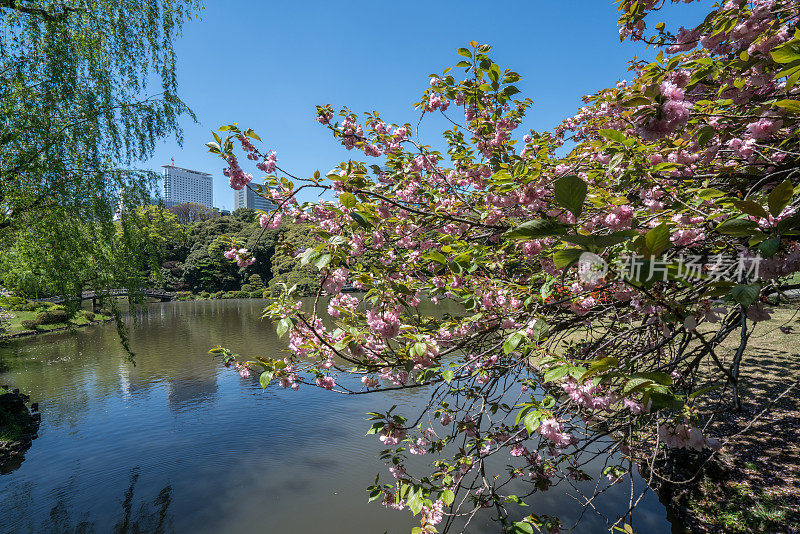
[0,300,677,533]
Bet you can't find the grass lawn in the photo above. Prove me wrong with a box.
[2,309,111,336]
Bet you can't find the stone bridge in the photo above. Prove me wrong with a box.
[35,288,175,306]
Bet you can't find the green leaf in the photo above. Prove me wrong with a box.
[542,365,570,383]
[340,192,357,208]
[503,332,524,355]
[631,371,673,386]
[730,284,760,307]
[647,391,684,411]
[732,199,768,220]
[554,175,588,217]
[777,213,800,233]
[315,254,332,269]
[643,223,671,257]
[561,231,635,249]
[441,369,454,383]
[540,277,555,300]
[407,488,424,515]
[244,128,262,142]
[504,494,528,506]
[622,378,654,397]
[510,521,535,534]
[771,44,800,64]
[697,188,726,200]
[528,318,548,341]
[365,421,385,435]
[597,129,628,144]
[259,370,273,389]
[619,96,651,107]
[774,99,800,114]
[504,219,567,240]
[349,212,373,228]
[424,251,447,265]
[653,162,680,172]
[524,412,540,435]
[758,237,781,258]
[299,247,319,266]
[276,318,291,337]
[553,248,582,269]
[715,218,758,237]
[695,125,716,146]
[457,47,472,58]
[768,180,794,217]
[441,489,455,506]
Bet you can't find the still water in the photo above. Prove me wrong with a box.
[0,300,675,533]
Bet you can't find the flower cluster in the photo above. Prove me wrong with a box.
[223,247,255,267]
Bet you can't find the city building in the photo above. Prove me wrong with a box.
[234,183,276,212]
[162,165,213,208]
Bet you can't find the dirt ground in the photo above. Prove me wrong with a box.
[669,304,800,533]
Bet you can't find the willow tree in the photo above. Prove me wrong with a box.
[0,0,200,299]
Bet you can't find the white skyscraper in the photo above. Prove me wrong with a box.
[162,165,214,208]
[234,183,276,212]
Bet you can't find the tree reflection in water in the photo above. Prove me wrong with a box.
[35,468,173,534]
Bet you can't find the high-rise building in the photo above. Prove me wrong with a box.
[234,183,276,212]
[162,165,213,208]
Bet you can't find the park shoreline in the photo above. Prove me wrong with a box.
[0,316,115,343]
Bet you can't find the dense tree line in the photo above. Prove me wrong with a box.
[152,207,325,296]
[0,201,335,299]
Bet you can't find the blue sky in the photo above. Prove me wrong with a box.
[141,0,709,211]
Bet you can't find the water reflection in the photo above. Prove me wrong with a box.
[3,468,174,533]
[0,300,674,533]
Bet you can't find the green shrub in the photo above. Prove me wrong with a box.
[234,290,249,298]
[0,296,25,309]
[250,291,263,299]
[20,319,37,330]
[200,291,210,299]
[84,311,95,322]
[175,291,193,301]
[223,291,237,299]
[35,309,69,325]
[240,283,254,293]
[213,291,224,299]
[9,300,51,312]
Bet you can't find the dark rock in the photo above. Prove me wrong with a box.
[0,389,41,475]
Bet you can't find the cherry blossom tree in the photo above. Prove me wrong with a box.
[208,1,800,531]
